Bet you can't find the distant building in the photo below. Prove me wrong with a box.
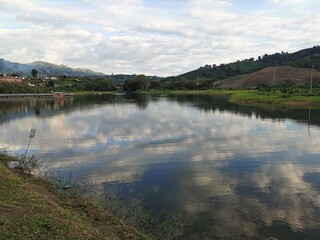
[52,92,64,99]
[0,76,25,83]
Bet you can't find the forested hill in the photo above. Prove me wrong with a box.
[179,46,320,80]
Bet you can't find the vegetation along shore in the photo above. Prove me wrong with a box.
[145,89,320,108]
[1,46,320,108]
[0,151,149,240]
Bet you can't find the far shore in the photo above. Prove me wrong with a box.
[143,89,320,108]
[1,89,319,108]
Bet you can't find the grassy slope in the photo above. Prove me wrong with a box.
[213,66,320,89]
[0,155,148,240]
[178,46,320,81]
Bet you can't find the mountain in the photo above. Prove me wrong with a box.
[0,59,104,77]
[0,59,163,83]
[179,46,320,81]
[29,61,104,77]
[212,66,320,89]
[0,59,30,76]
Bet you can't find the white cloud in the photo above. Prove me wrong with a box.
[0,0,319,76]
[269,0,308,5]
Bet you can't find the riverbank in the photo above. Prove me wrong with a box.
[0,153,148,240]
[72,91,116,95]
[0,93,74,99]
[147,89,320,108]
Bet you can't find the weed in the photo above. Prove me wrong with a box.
[43,169,86,195]
[89,188,191,239]
[17,154,44,174]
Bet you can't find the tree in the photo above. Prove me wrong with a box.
[80,77,116,92]
[31,69,38,78]
[94,78,116,91]
[149,81,162,90]
[10,73,20,77]
[123,75,148,92]
[48,80,55,87]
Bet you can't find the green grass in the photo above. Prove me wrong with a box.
[72,91,115,95]
[227,90,320,107]
[0,153,149,240]
[147,89,320,108]
[147,89,231,95]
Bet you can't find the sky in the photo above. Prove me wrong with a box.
[0,0,320,76]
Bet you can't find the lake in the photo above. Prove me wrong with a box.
[1,94,320,239]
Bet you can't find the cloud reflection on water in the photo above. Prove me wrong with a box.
[169,158,320,238]
[1,95,320,238]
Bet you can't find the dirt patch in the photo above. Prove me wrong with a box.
[217,66,320,89]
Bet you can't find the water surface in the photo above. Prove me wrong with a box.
[1,94,320,239]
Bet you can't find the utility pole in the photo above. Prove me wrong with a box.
[310,65,315,94]
[273,66,276,85]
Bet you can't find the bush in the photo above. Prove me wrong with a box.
[18,155,44,174]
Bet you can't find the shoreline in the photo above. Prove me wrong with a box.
[145,89,320,108]
[1,89,319,108]
[0,93,74,99]
[0,153,149,240]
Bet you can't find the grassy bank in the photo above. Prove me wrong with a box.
[0,153,148,240]
[227,90,320,107]
[148,89,320,108]
[72,91,115,95]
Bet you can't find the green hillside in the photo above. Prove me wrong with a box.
[179,45,320,81]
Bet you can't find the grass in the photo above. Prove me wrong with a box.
[227,90,320,107]
[51,87,320,108]
[147,89,320,108]
[0,152,149,240]
[72,91,115,95]
[147,89,231,96]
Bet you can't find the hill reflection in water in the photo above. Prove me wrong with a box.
[1,94,320,239]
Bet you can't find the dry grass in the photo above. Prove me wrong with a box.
[214,66,320,89]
